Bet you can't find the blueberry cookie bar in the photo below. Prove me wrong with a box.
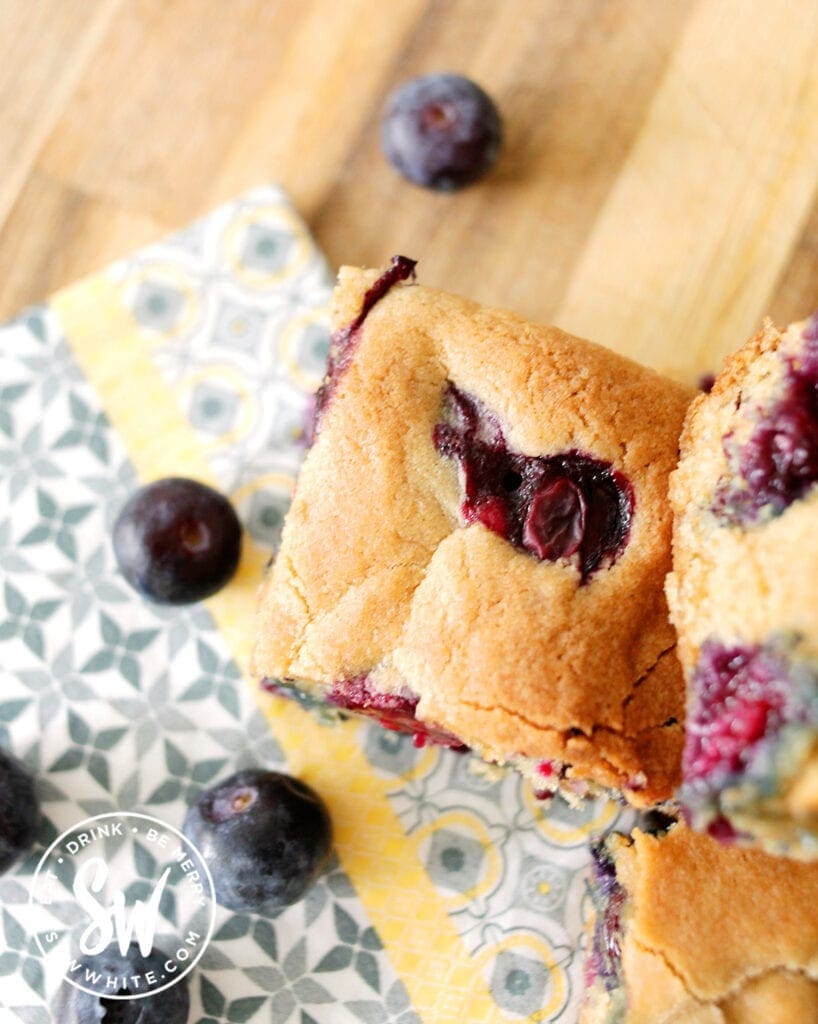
[667,315,818,854]
[581,822,818,1023]
[254,258,692,807]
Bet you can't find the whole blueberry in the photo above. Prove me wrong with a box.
[183,769,332,913]
[0,749,39,873]
[56,942,189,1023]
[381,73,503,191]
[113,477,242,604]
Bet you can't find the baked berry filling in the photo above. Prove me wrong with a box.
[263,674,466,749]
[714,321,818,523]
[326,675,467,750]
[532,759,568,800]
[586,839,626,995]
[680,639,818,835]
[704,815,740,844]
[313,255,417,432]
[684,642,790,786]
[433,384,634,580]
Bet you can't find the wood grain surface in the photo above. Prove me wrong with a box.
[3,0,818,384]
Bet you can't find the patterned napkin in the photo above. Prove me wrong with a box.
[0,185,634,1023]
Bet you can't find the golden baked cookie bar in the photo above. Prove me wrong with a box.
[581,822,818,1023]
[667,316,818,854]
[254,258,692,807]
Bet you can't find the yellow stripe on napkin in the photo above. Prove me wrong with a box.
[52,274,500,1023]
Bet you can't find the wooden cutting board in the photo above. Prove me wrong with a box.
[3,0,818,385]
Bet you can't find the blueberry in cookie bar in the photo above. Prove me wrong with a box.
[581,822,818,1023]
[667,315,818,854]
[254,259,692,807]
[432,384,633,581]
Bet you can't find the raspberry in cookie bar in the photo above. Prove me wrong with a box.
[254,260,692,807]
[667,315,818,854]
[581,822,818,1023]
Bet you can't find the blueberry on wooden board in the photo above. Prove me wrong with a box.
[381,73,502,191]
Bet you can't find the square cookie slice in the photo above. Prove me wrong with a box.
[667,315,818,854]
[581,822,818,1023]
[253,258,692,807]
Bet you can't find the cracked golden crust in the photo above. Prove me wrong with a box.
[253,265,692,805]
[582,824,818,1023]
